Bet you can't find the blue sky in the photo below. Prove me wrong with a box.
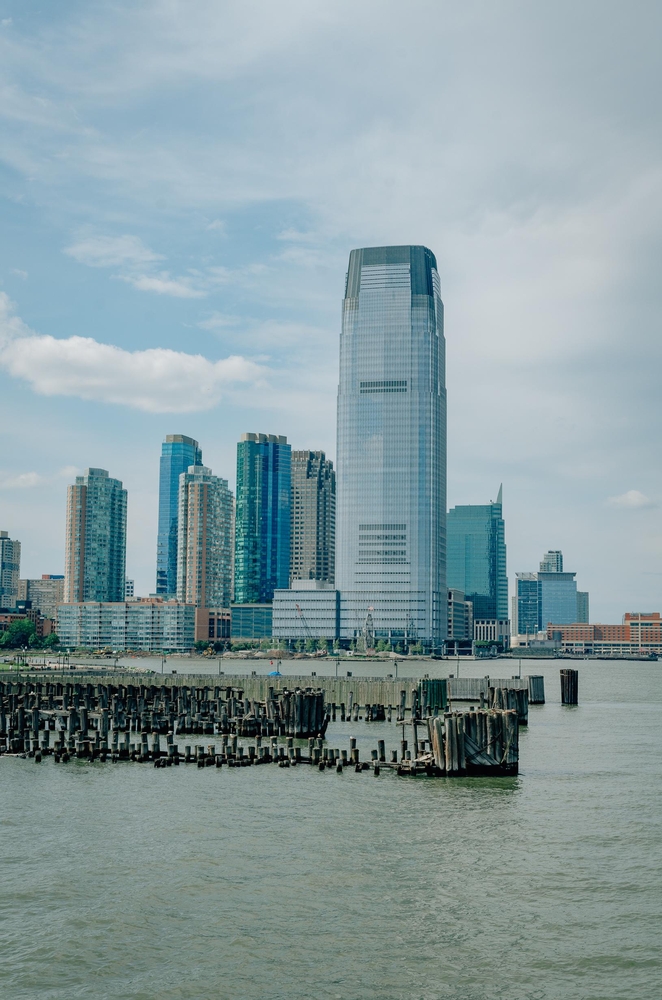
[1,1,661,619]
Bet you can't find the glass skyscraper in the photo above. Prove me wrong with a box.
[336,245,446,647]
[234,433,291,604]
[447,488,508,620]
[156,434,202,596]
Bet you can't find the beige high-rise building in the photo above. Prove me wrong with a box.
[0,531,21,608]
[177,466,233,608]
[290,451,335,585]
[18,575,64,619]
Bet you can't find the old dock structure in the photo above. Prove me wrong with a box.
[560,668,579,705]
[0,676,521,777]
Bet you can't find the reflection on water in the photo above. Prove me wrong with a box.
[1,660,660,999]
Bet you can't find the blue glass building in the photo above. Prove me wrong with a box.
[336,246,446,647]
[234,433,291,604]
[447,488,508,620]
[156,434,202,595]
[515,572,539,635]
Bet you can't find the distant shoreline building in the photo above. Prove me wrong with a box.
[447,488,507,621]
[0,531,21,609]
[18,575,64,620]
[513,549,588,634]
[156,435,202,596]
[64,468,127,604]
[234,433,291,605]
[290,450,335,585]
[176,465,233,609]
[57,599,194,652]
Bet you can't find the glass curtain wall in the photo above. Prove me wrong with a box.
[156,435,202,595]
[336,246,446,647]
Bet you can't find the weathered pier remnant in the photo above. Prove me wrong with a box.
[447,674,541,706]
[560,668,578,705]
[0,680,329,757]
[425,708,518,776]
[0,678,520,778]
[527,675,545,704]
[490,686,528,726]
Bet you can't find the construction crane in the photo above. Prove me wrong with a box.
[295,603,314,643]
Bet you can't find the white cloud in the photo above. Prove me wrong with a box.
[64,234,163,268]
[120,272,206,298]
[0,466,77,490]
[1,18,12,27]
[10,268,27,279]
[0,292,266,413]
[0,471,43,489]
[206,219,226,232]
[607,490,654,509]
[198,312,241,330]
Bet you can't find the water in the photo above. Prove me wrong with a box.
[1,660,661,999]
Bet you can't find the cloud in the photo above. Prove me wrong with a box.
[64,234,163,268]
[0,466,79,490]
[0,292,266,413]
[607,490,655,509]
[0,471,42,489]
[198,312,241,330]
[10,268,27,279]
[206,219,226,233]
[119,273,206,298]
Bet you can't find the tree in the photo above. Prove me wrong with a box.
[0,618,38,649]
[194,639,212,652]
[42,633,60,649]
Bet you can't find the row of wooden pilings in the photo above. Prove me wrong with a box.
[13,712,519,777]
[0,680,329,756]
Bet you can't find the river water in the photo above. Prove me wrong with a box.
[1,659,660,999]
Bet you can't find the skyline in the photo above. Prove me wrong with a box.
[1,3,661,620]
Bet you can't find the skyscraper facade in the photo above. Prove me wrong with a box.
[290,450,335,585]
[64,468,127,603]
[176,466,234,608]
[447,488,508,621]
[18,575,64,619]
[336,245,446,646]
[234,433,291,604]
[540,550,563,573]
[515,572,539,635]
[0,531,21,608]
[156,435,202,595]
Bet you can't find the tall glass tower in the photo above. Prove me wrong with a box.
[447,488,508,620]
[156,435,202,595]
[234,433,291,604]
[336,245,446,647]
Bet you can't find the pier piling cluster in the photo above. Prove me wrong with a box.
[0,678,520,777]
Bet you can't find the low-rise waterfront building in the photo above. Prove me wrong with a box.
[195,607,231,643]
[272,581,340,640]
[56,599,195,652]
[546,613,662,655]
[474,618,510,648]
[230,604,273,640]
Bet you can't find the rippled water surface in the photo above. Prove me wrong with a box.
[1,660,661,999]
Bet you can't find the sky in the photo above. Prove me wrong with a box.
[0,0,660,621]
